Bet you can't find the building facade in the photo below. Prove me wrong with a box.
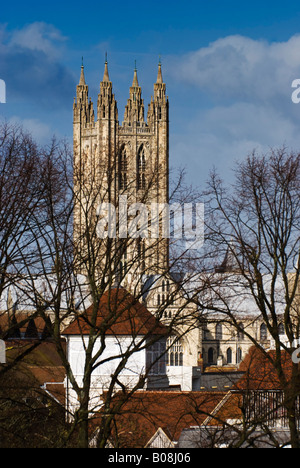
[73,59,169,281]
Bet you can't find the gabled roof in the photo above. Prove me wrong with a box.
[62,287,168,337]
[145,427,175,448]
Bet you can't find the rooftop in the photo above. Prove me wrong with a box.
[62,287,168,337]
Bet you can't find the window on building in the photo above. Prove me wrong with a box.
[216,323,223,340]
[227,347,232,364]
[119,146,127,190]
[119,246,127,279]
[237,347,242,364]
[146,339,167,375]
[278,323,285,336]
[208,347,215,365]
[167,337,183,366]
[137,145,146,190]
[260,323,268,341]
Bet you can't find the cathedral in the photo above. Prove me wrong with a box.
[73,57,169,284]
[72,57,203,390]
[72,57,286,391]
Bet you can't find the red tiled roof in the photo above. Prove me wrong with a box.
[235,346,297,390]
[63,287,168,337]
[94,391,227,447]
[203,392,243,426]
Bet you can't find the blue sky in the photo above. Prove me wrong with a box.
[1,0,300,188]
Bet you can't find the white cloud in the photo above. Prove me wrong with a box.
[168,34,300,187]
[9,22,67,58]
[171,35,300,101]
[171,100,300,188]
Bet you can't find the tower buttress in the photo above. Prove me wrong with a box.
[97,57,118,205]
[73,61,94,128]
[123,63,145,125]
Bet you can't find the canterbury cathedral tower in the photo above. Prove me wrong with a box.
[73,58,169,286]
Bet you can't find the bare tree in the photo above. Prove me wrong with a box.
[200,148,300,447]
[0,122,42,294]
[0,126,203,448]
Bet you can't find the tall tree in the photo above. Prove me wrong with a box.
[202,148,300,447]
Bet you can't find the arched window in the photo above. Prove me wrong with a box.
[119,173,127,190]
[278,323,285,336]
[226,348,232,364]
[167,337,183,367]
[237,347,242,364]
[260,323,267,341]
[119,146,127,190]
[137,145,146,190]
[141,174,146,190]
[120,147,127,171]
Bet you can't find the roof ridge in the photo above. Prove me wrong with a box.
[201,390,233,426]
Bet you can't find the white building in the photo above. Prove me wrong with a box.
[62,287,169,414]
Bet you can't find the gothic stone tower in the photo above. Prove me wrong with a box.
[73,59,169,284]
